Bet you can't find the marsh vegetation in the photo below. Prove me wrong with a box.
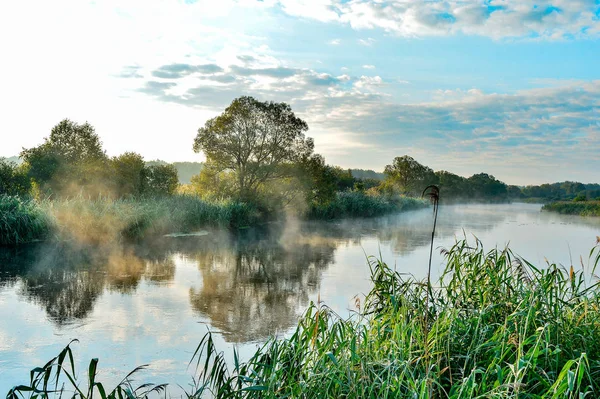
[7,239,600,398]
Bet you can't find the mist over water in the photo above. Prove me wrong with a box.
[1,203,598,392]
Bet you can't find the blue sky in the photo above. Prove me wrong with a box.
[1,0,599,184]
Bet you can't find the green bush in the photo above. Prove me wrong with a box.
[307,191,427,220]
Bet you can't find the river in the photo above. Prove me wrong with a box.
[1,203,599,393]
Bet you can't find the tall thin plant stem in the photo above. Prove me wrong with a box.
[422,184,440,397]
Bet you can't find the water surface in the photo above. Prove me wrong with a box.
[1,203,598,392]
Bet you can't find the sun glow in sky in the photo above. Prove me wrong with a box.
[1,0,599,185]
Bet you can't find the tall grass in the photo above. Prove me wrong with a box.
[2,192,427,246]
[188,240,600,398]
[0,195,260,246]
[0,195,53,245]
[307,191,427,220]
[9,240,600,398]
[542,200,600,217]
[43,195,261,243]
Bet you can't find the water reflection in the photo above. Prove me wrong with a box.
[187,232,336,342]
[0,206,515,332]
[1,204,599,393]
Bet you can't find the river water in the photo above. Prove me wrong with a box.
[1,203,599,393]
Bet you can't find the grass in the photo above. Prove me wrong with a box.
[0,194,260,246]
[306,191,428,220]
[542,200,600,217]
[8,239,600,398]
[0,194,53,245]
[1,192,428,246]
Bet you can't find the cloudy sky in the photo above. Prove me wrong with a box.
[1,0,599,185]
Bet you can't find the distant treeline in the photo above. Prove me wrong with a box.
[2,97,599,210]
[0,119,179,199]
[521,182,600,202]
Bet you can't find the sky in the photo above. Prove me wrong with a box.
[1,0,599,185]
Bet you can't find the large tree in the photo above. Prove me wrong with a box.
[21,119,108,195]
[111,152,146,197]
[384,155,437,196]
[193,97,313,200]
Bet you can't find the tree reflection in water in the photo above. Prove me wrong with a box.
[0,206,514,341]
[187,229,337,342]
[0,243,176,324]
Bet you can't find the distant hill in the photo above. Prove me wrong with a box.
[146,160,203,184]
[350,169,385,180]
[1,156,22,165]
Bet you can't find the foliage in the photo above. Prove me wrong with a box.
[0,195,53,245]
[384,155,437,196]
[542,200,600,216]
[193,96,313,200]
[190,163,240,201]
[306,191,427,220]
[0,195,260,246]
[10,240,600,398]
[187,240,600,398]
[142,164,179,196]
[466,172,508,200]
[521,181,600,202]
[6,339,167,399]
[111,152,146,197]
[0,158,31,196]
[435,170,467,198]
[20,119,109,196]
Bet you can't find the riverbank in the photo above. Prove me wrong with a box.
[0,192,428,246]
[9,240,600,398]
[0,194,260,245]
[306,191,427,219]
[542,200,600,216]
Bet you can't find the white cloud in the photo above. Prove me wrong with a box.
[299,80,600,183]
[353,75,383,89]
[277,0,340,22]
[362,64,376,69]
[273,0,600,40]
[328,38,342,45]
[358,37,376,46]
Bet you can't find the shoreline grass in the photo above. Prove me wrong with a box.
[8,240,600,398]
[0,194,54,245]
[306,191,428,220]
[542,200,600,217]
[1,192,428,246]
[0,195,261,246]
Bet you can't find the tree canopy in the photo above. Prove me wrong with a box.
[384,156,437,196]
[20,119,108,195]
[193,96,313,200]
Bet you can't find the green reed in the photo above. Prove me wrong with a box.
[307,191,427,220]
[7,240,600,398]
[1,195,261,245]
[0,194,54,245]
[542,200,600,217]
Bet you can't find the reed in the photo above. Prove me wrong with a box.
[0,194,53,245]
[9,240,600,398]
[0,195,261,246]
[307,191,427,220]
[542,200,600,217]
